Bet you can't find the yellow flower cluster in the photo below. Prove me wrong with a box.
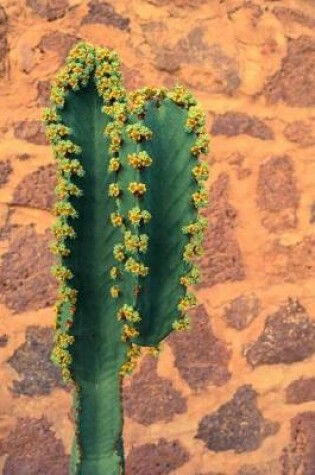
[179,265,201,286]
[182,216,208,235]
[57,158,85,177]
[108,183,120,197]
[190,135,210,156]
[51,265,73,282]
[125,257,149,277]
[172,316,191,331]
[192,163,209,182]
[50,241,71,257]
[128,207,151,226]
[185,106,206,132]
[110,212,123,227]
[52,218,76,239]
[121,324,140,342]
[53,201,78,218]
[53,140,82,158]
[113,244,125,262]
[147,343,163,357]
[108,157,121,172]
[126,124,153,142]
[110,285,120,298]
[192,188,208,209]
[128,182,147,196]
[124,232,148,254]
[117,304,141,323]
[110,266,119,279]
[58,286,78,305]
[167,85,197,108]
[127,151,152,169]
[42,107,60,124]
[55,180,83,199]
[119,344,142,376]
[177,292,197,312]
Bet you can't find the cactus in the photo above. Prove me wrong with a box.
[44,41,210,475]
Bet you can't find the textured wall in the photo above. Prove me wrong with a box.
[0,0,315,473]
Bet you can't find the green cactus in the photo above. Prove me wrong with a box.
[43,41,210,475]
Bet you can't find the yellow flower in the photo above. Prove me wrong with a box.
[128,182,146,196]
[110,285,120,298]
[108,183,120,197]
[110,212,123,227]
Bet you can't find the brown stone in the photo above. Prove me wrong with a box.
[244,298,315,367]
[195,385,279,453]
[17,153,31,161]
[146,0,206,6]
[280,412,315,475]
[125,437,190,475]
[0,207,17,242]
[167,305,231,391]
[0,225,58,313]
[310,203,315,224]
[0,334,8,347]
[0,159,13,188]
[283,120,315,148]
[82,1,130,31]
[243,1,263,28]
[120,63,146,90]
[14,120,48,145]
[122,355,187,425]
[36,80,51,106]
[237,459,282,475]
[211,112,274,140]
[257,155,299,232]
[286,377,315,404]
[197,172,245,288]
[264,234,315,282]
[263,36,315,107]
[223,293,261,331]
[0,416,69,474]
[26,0,69,21]
[272,6,315,29]
[38,31,80,61]
[12,164,57,210]
[7,326,69,396]
[0,5,9,78]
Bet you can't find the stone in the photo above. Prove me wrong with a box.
[211,112,274,140]
[7,326,69,396]
[197,172,245,288]
[0,225,58,313]
[195,385,279,453]
[0,159,13,188]
[36,80,51,106]
[0,207,17,242]
[0,5,9,78]
[272,6,315,29]
[223,293,261,331]
[125,437,190,475]
[283,120,315,148]
[244,298,315,367]
[310,203,315,224]
[167,305,231,391]
[38,31,80,62]
[26,0,69,21]
[237,459,282,475]
[122,355,187,425]
[14,120,48,146]
[264,235,315,282]
[257,155,299,232]
[286,377,315,404]
[82,1,130,31]
[0,416,69,474]
[0,334,8,347]
[263,36,315,107]
[12,164,57,210]
[280,412,315,475]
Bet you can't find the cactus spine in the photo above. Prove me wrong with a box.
[44,41,210,475]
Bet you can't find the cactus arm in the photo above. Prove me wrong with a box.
[122,86,210,348]
[44,42,131,475]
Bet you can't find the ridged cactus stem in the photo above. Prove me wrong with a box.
[45,41,210,475]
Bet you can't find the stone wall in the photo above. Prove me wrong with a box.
[0,0,315,473]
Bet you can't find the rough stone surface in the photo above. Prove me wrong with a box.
[12,164,57,210]
[14,120,48,146]
[197,172,245,287]
[125,437,190,475]
[310,203,315,224]
[0,334,8,347]
[38,31,81,61]
[264,234,315,282]
[0,5,9,78]
[263,36,315,107]
[0,159,13,188]
[0,416,69,474]
[167,305,231,391]
[272,6,315,29]
[36,79,51,106]
[0,207,18,242]
[195,385,279,453]
[257,155,299,232]
[223,294,261,331]
[123,355,187,425]
[0,225,58,313]
[82,0,131,31]
[283,120,315,147]
[26,0,69,21]
[244,298,315,367]
[7,326,68,396]
[211,112,274,140]
[286,377,315,405]
[280,412,315,475]
[237,459,282,475]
